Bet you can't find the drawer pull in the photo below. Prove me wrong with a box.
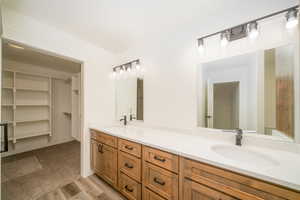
[97,143,103,153]
[124,163,134,169]
[153,177,165,186]
[154,155,166,162]
[125,145,133,150]
[125,185,134,192]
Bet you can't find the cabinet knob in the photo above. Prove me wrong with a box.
[125,145,133,150]
[153,177,165,186]
[124,163,134,169]
[154,155,166,162]
[125,185,134,192]
[97,143,104,153]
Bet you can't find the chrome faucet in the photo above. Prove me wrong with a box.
[120,115,127,126]
[235,128,243,146]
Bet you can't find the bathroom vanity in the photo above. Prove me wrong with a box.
[90,127,300,200]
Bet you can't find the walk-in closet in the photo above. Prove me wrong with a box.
[1,41,82,156]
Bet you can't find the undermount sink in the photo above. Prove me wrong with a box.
[211,144,279,168]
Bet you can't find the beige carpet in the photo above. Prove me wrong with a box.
[2,156,42,182]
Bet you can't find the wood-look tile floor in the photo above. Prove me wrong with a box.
[1,141,125,200]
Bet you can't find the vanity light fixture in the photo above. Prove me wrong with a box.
[111,59,142,80]
[247,21,259,40]
[220,31,230,47]
[196,5,299,52]
[286,8,299,29]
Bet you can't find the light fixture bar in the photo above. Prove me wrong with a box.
[113,59,140,71]
[197,5,299,41]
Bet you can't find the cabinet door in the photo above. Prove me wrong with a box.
[91,139,104,175]
[183,178,238,200]
[102,144,118,187]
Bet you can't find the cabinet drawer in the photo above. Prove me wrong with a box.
[143,146,179,173]
[183,178,238,200]
[119,172,141,200]
[119,139,142,158]
[91,129,117,148]
[143,162,178,200]
[143,187,166,200]
[181,157,300,200]
[119,151,141,182]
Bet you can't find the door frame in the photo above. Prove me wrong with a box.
[206,80,241,129]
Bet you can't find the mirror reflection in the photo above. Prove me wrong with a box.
[200,44,297,140]
[115,78,144,121]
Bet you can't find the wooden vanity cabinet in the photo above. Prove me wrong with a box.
[143,146,179,200]
[90,131,118,188]
[180,157,300,200]
[91,130,300,200]
[118,139,142,200]
[183,178,238,200]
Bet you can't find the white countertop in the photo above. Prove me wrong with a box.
[90,124,300,191]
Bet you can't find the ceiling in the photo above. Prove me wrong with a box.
[3,41,81,73]
[3,0,298,53]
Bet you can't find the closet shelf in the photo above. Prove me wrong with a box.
[16,88,49,92]
[1,104,13,107]
[15,119,49,124]
[13,131,51,142]
[16,104,50,107]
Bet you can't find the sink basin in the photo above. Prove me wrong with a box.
[211,145,279,168]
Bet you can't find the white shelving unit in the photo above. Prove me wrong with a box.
[1,70,52,144]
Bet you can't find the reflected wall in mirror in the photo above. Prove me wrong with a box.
[115,78,143,121]
[199,44,298,141]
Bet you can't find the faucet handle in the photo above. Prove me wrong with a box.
[236,128,243,135]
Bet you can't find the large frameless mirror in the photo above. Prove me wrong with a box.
[115,77,144,121]
[199,44,298,141]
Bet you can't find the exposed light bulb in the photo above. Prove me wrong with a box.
[220,31,229,47]
[136,61,141,70]
[197,38,204,53]
[286,9,299,29]
[110,70,117,79]
[247,22,259,40]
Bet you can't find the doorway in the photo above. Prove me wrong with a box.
[207,81,240,129]
[0,39,84,200]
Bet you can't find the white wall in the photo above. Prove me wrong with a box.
[2,8,117,177]
[117,14,299,133]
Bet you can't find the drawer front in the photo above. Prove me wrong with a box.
[183,178,238,200]
[143,162,178,200]
[119,172,141,200]
[143,146,179,173]
[181,157,300,200]
[91,130,117,148]
[119,151,141,182]
[143,187,166,200]
[119,139,142,158]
